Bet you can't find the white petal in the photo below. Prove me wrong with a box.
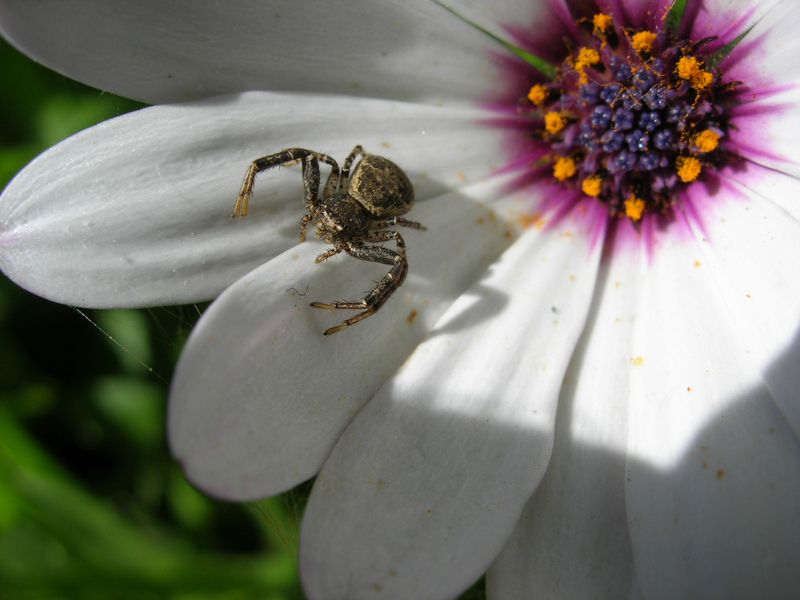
[168,177,513,500]
[746,162,800,223]
[713,2,800,177]
[0,0,541,105]
[0,92,504,307]
[444,0,556,35]
[626,212,800,599]
[300,208,605,600]
[488,235,641,598]
[689,0,779,44]
[685,172,800,437]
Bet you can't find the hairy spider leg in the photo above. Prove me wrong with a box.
[298,155,320,242]
[310,230,408,336]
[338,145,367,191]
[369,216,427,231]
[314,245,345,264]
[232,148,340,218]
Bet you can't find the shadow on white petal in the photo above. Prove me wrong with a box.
[765,331,800,430]
[488,369,800,600]
[302,395,555,600]
[297,346,800,600]
[627,374,800,600]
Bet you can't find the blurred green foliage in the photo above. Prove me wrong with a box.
[0,38,487,600]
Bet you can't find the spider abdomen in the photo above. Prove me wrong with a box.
[349,155,414,217]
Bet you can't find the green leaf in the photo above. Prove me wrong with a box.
[665,0,688,36]
[706,25,754,70]
[433,1,557,79]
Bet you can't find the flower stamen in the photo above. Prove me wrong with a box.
[519,16,734,221]
[553,157,577,181]
[593,13,613,35]
[527,84,548,106]
[693,130,720,153]
[544,111,568,134]
[676,55,702,79]
[582,175,603,197]
[631,31,658,54]
[677,156,702,182]
[624,195,646,221]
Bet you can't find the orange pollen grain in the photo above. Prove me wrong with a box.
[676,55,714,91]
[581,176,603,197]
[677,156,703,182]
[544,111,567,134]
[527,84,548,106]
[553,157,577,181]
[624,195,646,222]
[691,69,714,90]
[694,130,720,153]
[576,47,601,70]
[631,31,657,54]
[593,13,613,34]
[676,56,702,80]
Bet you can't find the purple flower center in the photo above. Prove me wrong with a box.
[527,13,737,222]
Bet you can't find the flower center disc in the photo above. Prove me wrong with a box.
[528,13,736,222]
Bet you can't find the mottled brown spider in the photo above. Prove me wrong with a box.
[233,145,425,336]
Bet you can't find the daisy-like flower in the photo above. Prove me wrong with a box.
[2,0,800,598]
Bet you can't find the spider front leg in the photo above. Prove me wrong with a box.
[232,148,340,218]
[309,231,408,336]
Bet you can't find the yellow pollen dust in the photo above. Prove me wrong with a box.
[593,13,613,34]
[676,56,701,79]
[553,157,577,181]
[694,130,720,153]
[691,69,714,90]
[527,84,548,106]
[624,195,646,222]
[677,156,703,182]
[631,31,657,54]
[581,176,603,197]
[576,47,601,70]
[545,111,567,134]
[676,55,714,91]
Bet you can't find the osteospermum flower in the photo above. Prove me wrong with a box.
[2,0,800,597]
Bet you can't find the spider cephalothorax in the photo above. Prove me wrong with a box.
[233,145,424,336]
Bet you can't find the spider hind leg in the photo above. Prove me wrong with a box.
[310,231,408,336]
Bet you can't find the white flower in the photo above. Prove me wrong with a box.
[2,0,799,598]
